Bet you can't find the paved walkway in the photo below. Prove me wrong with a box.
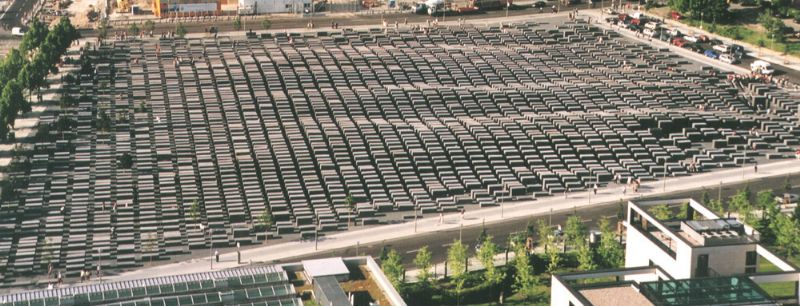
[102,158,800,282]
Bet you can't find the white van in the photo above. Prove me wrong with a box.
[11,27,26,37]
[750,60,774,75]
[713,44,731,54]
[644,22,660,30]
[643,28,657,38]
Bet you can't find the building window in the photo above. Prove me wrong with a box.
[746,251,757,266]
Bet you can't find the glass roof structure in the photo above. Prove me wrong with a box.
[639,276,775,306]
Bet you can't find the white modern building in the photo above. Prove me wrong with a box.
[237,0,312,15]
[551,198,800,306]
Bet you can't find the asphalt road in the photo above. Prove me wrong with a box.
[272,173,800,268]
[0,0,38,30]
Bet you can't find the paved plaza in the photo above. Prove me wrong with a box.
[1,13,800,289]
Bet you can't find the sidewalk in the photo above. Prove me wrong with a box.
[104,158,800,282]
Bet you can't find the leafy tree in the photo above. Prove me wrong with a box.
[413,246,432,283]
[617,201,626,220]
[545,235,562,273]
[97,18,110,40]
[96,109,112,132]
[0,80,28,128]
[707,199,725,215]
[536,218,550,252]
[564,215,587,249]
[447,239,468,279]
[576,240,597,271]
[650,204,672,220]
[144,20,156,33]
[729,189,752,214]
[676,203,689,219]
[759,12,786,42]
[261,19,272,30]
[513,243,539,301]
[770,214,800,257]
[344,194,355,225]
[258,210,272,243]
[757,190,778,218]
[188,199,201,224]
[794,205,800,222]
[128,23,140,36]
[784,176,792,194]
[701,189,711,205]
[118,152,134,169]
[597,217,624,268]
[668,0,728,21]
[381,249,404,288]
[233,17,243,31]
[477,235,501,284]
[20,19,49,52]
[175,23,187,38]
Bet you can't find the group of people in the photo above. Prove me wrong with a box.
[614,174,642,194]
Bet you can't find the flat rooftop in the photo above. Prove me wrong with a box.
[579,285,655,306]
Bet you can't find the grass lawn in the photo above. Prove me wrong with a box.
[756,254,799,298]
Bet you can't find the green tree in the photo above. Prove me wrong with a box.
[477,235,501,284]
[676,203,689,219]
[564,215,587,250]
[793,205,800,222]
[0,80,28,129]
[97,18,110,40]
[189,199,200,224]
[770,214,800,257]
[261,19,272,30]
[96,109,112,132]
[513,243,540,301]
[597,217,624,268]
[413,246,432,283]
[175,23,187,38]
[545,235,562,273]
[757,190,778,218]
[707,199,725,215]
[144,20,156,33]
[576,240,597,271]
[20,19,49,52]
[381,249,404,288]
[701,189,711,205]
[650,204,672,220]
[729,189,752,214]
[447,239,468,279]
[759,12,786,42]
[128,23,140,36]
[258,210,272,243]
[784,176,792,194]
[536,218,550,252]
[233,17,243,31]
[344,194,355,226]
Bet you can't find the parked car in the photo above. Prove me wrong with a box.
[684,35,699,43]
[534,1,547,7]
[696,35,710,42]
[704,49,719,59]
[672,37,688,47]
[689,45,704,53]
[719,54,739,64]
[644,21,660,30]
[713,44,731,54]
[643,28,657,38]
[11,27,26,37]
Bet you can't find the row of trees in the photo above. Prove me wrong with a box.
[707,180,800,258]
[0,17,80,140]
[380,215,626,304]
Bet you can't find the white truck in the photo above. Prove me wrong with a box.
[750,60,774,75]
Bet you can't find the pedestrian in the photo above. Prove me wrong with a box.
[97,265,102,281]
[754,162,758,173]
[460,208,465,221]
[623,185,627,195]
[79,269,85,282]
[438,212,443,225]
[593,184,598,195]
[215,250,220,262]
